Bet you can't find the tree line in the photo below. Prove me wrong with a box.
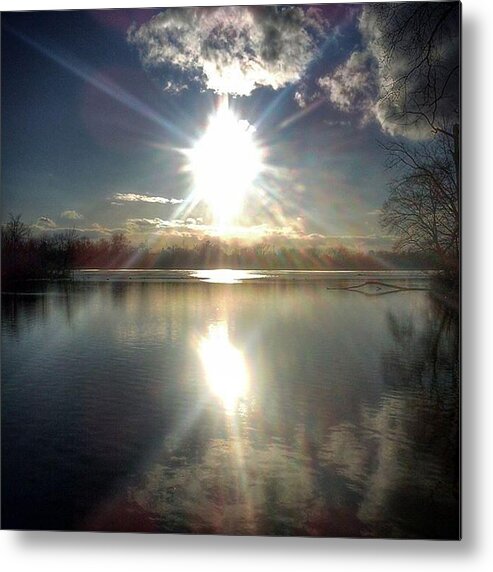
[2,214,442,284]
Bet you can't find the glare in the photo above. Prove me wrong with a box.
[193,269,266,284]
[187,100,263,226]
[199,322,249,414]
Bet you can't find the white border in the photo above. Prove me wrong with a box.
[2,1,493,570]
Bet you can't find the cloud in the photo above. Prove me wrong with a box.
[128,6,329,96]
[88,223,115,235]
[323,119,351,127]
[361,4,459,139]
[316,4,459,140]
[112,193,184,205]
[122,216,392,250]
[35,216,57,229]
[31,220,127,240]
[60,210,84,220]
[318,50,378,124]
[126,217,170,231]
[294,89,308,108]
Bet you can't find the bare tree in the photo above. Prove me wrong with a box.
[368,1,460,202]
[52,228,79,274]
[371,3,460,268]
[370,2,460,142]
[380,137,459,264]
[1,213,31,246]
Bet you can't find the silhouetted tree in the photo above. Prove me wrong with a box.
[2,213,31,245]
[2,214,33,281]
[372,2,460,269]
[380,136,459,264]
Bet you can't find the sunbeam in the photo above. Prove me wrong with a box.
[5,25,190,144]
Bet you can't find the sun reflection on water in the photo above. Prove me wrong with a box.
[193,269,266,284]
[198,322,249,414]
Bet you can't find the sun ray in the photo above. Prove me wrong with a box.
[6,25,190,144]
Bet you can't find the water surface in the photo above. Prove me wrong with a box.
[1,271,459,537]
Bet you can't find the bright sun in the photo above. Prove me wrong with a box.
[187,101,263,226]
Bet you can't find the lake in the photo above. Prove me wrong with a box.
[1,270,460,537]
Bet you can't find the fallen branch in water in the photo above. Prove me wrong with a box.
[327,280,430,294]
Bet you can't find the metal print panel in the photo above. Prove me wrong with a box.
[1,2,460,538]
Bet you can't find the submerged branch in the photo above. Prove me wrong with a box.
[327,280,430,296]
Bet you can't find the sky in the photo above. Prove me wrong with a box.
[1,4,448,252]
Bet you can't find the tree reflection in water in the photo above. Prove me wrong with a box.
[319,293,459,538]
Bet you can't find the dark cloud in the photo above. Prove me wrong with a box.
[361,3,459,139]
[316,3,459,140]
